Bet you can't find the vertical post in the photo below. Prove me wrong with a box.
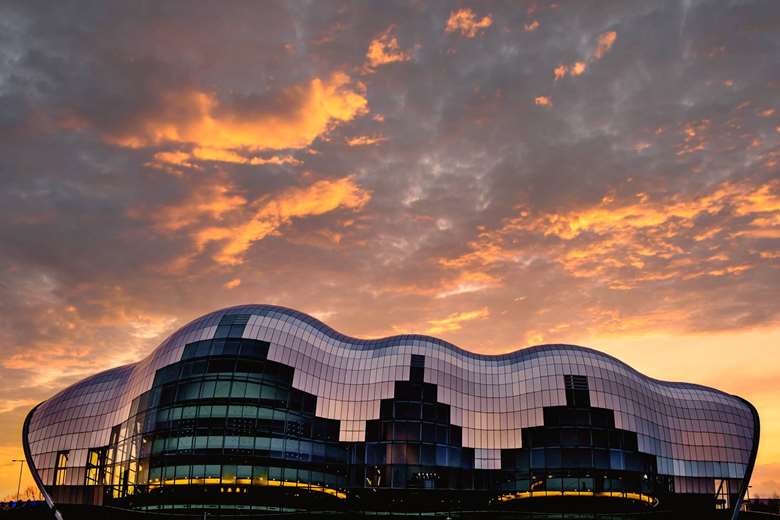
[11,459,25,501]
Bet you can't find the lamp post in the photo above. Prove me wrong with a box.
[11,459,25,502]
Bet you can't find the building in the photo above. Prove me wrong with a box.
[23,305,759,518]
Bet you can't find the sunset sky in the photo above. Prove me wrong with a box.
[0,0,778,500]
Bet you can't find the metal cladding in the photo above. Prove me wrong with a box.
[23,305,758,516]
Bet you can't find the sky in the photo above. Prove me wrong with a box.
[0,0,778,500]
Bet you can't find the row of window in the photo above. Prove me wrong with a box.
[144,462,658,494]
[502,447,655,473]
[151,435,349,463]
[148,464,347,488]
[156,404,314,423]
[522,426,639,451]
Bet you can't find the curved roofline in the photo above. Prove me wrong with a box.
[180,303,748,402]
[23,403,63,520]
[730,396,760,520]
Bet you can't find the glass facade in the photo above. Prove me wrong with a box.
[23,305,759,516]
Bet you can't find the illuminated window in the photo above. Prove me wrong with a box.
[85,447,106,485]
[714,479,730,509]
[54,451,69,486]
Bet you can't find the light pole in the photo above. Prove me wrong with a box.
[11,459,25,502]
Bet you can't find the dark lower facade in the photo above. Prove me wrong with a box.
[23,306,759,518]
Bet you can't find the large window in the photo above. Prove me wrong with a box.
[54,451,69,486]
[85,447,106,485]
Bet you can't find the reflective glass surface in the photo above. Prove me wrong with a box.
[24,305,757,513]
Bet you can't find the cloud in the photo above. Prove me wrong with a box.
[535,96,552,107]
[196,177,371,265]
[594,31,617,60]
[224,278,241,289]
[440,180,780,292]
[424,307,490,334]
[377,270,501,299]
[152,147,301,169]
[345,135,387,146]
[570,61,587,76]
[434,271,501,299]
[445,8,493,38]
[131,183,247,232]
[100,72,368,166]
[553,31,616,80]
[524,20,540,32]
[364,26,412,71]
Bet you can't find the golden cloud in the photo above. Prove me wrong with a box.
[570,61,587,76]
[445,8,493,38]
[593,31,617,60]
[425,307,490,334]
[224,278,241,289]
[134,183,247,232]
[196,176,371,265]
[434,271,501,299]
[440,180,780,289]
[377,270,501,299]
[345,135,387,146]
[152,147,301,169]
[103,72,367,167]
[534,96,552,107]
[524,20,540,32]
[364,26,412,71]
[553,31,616,81]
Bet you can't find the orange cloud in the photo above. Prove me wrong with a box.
[570,61,587,76]
[445,8,493,38]
[440,180,780,290]
[196,177,371,265]
[102,72,367,168]
[424,307,490,334]
[676,119,711,156]
[374,269,501,300]
[152,147,301,168]
[535,96,552,107]
[435,271,501,299]
[524,20,540,32]
[554,31,616,81]
[364,26,412,71]
[136,183,247,232]
[345,135,387,146]
[593,31,617,60]
[224,278,241,289]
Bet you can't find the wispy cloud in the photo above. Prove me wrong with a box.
[534,95,552,107]
[195,177,371,265]
[364,26,413,72]
[445,8,493,38]
[345,135,387,146]
[553,31,617,80]
[424,307,490,334]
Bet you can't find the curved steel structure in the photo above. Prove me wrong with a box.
[23,304,759,516]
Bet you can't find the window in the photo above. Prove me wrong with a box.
[54,451,69,486]
[564,375,590,407]
[85,448,106,485]
[214,313,251,338]
[715,478,730,510]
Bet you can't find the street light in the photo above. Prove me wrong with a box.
[10,459,25,502]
